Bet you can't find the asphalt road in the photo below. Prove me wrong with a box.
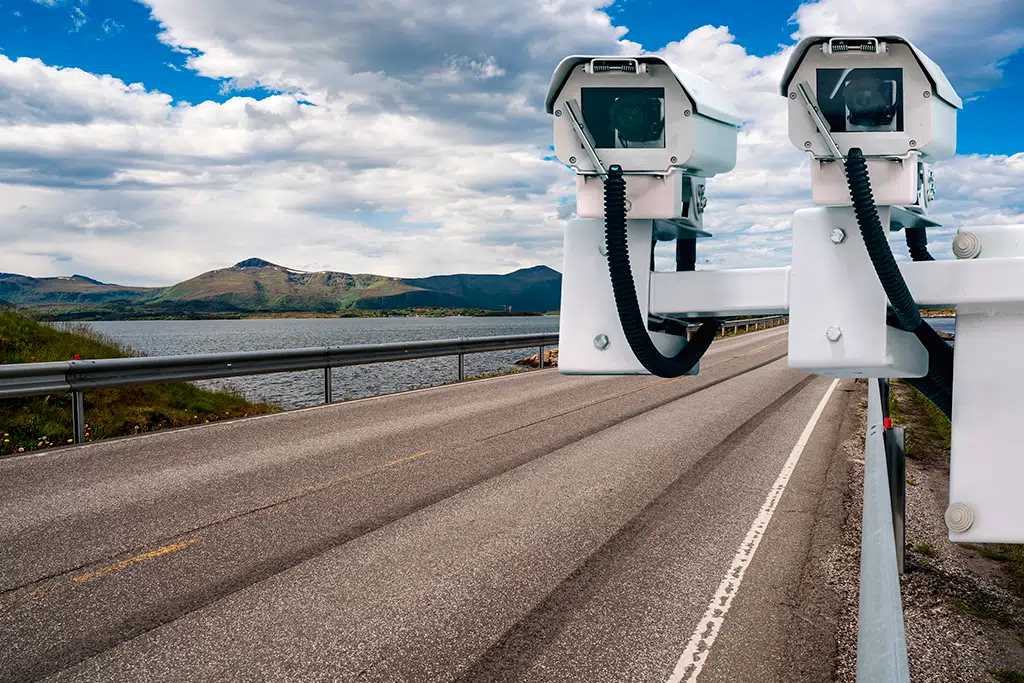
[0,327,854,682]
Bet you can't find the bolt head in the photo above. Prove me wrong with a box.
[923,90,931,98]
[683,109,691,117]
[952,231,982,260]
[670,156,678,164]
[804,140,813,148]
[830,228,847,244]
[598,242,607,257]
[568,156,577,164]
[909,139,918,148]
[789,91,797,100]
[945,502,975,533]
[593,334,610,351]
[825,326,843,342]
[554,109,562,117]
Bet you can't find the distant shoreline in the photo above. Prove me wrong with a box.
[31,307,560,322]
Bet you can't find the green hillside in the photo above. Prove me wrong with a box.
[152,258,421,312]
[0,258,562,319]
[0,273,156,305]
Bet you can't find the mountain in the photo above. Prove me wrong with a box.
[0,259,562,318]
[0,273,156,306]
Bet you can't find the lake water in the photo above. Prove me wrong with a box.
[83,317,559,409]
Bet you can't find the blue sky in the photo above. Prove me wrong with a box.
[0,0,1022,284]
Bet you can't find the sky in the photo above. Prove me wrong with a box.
[1,0,1022,285]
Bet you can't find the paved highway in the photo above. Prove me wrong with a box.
[0,327,855,682]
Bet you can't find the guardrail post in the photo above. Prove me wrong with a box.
[886,425,907,574]
[71,390,85,444]
[857,378,910,683]
[538,345,545,369]
[324,367,333,404]
[457,353,465,382]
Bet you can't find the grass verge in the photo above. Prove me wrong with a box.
[0,310,277,455]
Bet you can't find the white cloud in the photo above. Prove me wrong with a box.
[101,18,125,36]
[0,1,1022,285]
[63,209,140,231]
[68,6,87,33]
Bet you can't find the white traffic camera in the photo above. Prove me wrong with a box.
[546,56,740,225]
[781,36,961,207]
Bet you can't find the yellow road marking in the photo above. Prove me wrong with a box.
[72,537,199,584]
[382,450,433,469]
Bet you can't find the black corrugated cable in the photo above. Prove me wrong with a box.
[905,226,935,261]
[844,148,954,417]
[603,165,720,377]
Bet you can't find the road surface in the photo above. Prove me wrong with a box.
[0,327,856,682]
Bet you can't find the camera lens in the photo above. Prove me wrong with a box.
[610,92,664,144]
[581,87,666,149]
[844,75,897,128]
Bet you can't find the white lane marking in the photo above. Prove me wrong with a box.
[666,377,840,683]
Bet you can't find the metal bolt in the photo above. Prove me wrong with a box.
[952,231,982,259]
[593,334,610,350]
[568,156,577,164]
[825,326,843,342]
[670,156,678,164]
[945,502,975,533]
[683,109,691,117]
[554,109,562,117]
[598,242,607,256]
[830,228,847,244]
[923,90,931,99]
[789,91,797,100]
[623,198,632,212]
[804,140,813,148]
[909,139,917,148]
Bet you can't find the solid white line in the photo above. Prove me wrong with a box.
[666,377,841,683]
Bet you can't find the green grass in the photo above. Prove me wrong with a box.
[0,310,277,455]
[913,541,938,558]
[992,669,1024,683]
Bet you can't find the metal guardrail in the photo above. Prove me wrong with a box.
[857,378,910,682]
[0,333,559,444]
[715,315,788,336]
[0,316,786,445]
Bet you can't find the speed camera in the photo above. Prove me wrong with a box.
[546,56,740,222]
[781,36,962,206]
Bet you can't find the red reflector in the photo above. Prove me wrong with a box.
[883,417,893,430]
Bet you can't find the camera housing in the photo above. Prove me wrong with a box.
[781,36,962,206]
[546,56,740,220]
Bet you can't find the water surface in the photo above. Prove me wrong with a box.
[84,317,559,409]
